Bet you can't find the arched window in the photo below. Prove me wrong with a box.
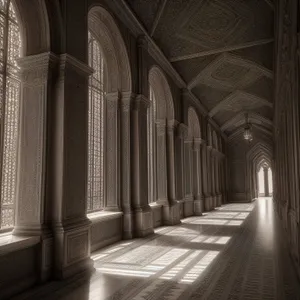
[87,31,105,212]
[0,1,21,231]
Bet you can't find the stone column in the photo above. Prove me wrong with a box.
[131,95,153,237]
[13,52,58,282]
[193,139,203,215]
[155,119,179,225]
[184,138,194,217]
[165,120,180,225]
[201,141,209,211]
[51,54,94,279]
[264,167,270,197]
[120,92,135,239]
[206,145,213,210]
[175,124,186,218]
[216,154,222,206]
[209,147,216,209]
[155,119,168,203]
[105,92,121,211]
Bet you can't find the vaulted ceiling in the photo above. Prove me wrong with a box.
[125,0,274,139]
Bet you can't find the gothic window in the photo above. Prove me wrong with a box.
[87,31,105,212]
[0,0,21,231]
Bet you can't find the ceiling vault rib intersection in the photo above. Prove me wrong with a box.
[150,0,168,37]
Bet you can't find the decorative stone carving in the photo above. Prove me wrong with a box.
[189,53,271,92]
[176,0,253,49]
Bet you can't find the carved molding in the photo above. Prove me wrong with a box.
[189,53,272,92]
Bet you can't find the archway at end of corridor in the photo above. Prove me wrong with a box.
[257,163,273,197]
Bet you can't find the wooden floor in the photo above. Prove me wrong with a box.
[13,198,300,300]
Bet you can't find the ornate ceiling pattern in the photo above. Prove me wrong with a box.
[126,0,274,137]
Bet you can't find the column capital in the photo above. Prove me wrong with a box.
[155,118,167,127]
[106,91,122,101]
[193,139,201,150]
[121,91,136,112]
[207,145,213,151]
[59,53,93,77]
[133,94,150,110]
[18,52,58,85]
[177,123,188,139]
[167,119,179,130]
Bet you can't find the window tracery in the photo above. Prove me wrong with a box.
[0,0,20,230]
[87,31,105,212]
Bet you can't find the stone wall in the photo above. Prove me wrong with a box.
[273,0,300,278]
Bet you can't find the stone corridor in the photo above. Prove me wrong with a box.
[13,198,300,300]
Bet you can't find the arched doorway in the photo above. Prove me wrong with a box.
[257,163,273,197]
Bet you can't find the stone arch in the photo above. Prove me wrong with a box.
[149,66,174,120]
[187,107,201,139]
[88,6,132,93]
[246,142,273,200]
[13,0,51,56]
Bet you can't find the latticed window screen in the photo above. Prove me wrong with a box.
[87,31,105,212]
[0,0,20,230]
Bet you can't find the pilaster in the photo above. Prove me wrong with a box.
[50,54,94,279]
[206,145,213,210]
[193,138,203,215]
[164,120,180,225]
[13,52,58,282]
[184,136,194,217]
[120,92,135,239]
[131,94,153,237]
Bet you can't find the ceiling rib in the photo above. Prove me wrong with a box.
[150,0,168,37]
[263,0,274,9]
[169,38,274,62]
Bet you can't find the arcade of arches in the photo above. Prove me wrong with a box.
[0,1,300,299]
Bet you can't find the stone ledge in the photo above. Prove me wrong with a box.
[88,211,123,223]
[0,233,40,256]
[149,202,163,209]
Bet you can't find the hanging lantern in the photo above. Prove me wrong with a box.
[243,113,253,141]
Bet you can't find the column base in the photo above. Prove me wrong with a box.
[53,217,93,280]
[162,201,181,225]
[184,196,194,217]
[204,196,212,211]
[194,196,203,216]
[217,194,222,207]
[134,206,154,237]
[122,211,134,239]
[55,257,94,280]
[211,195,217,209]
